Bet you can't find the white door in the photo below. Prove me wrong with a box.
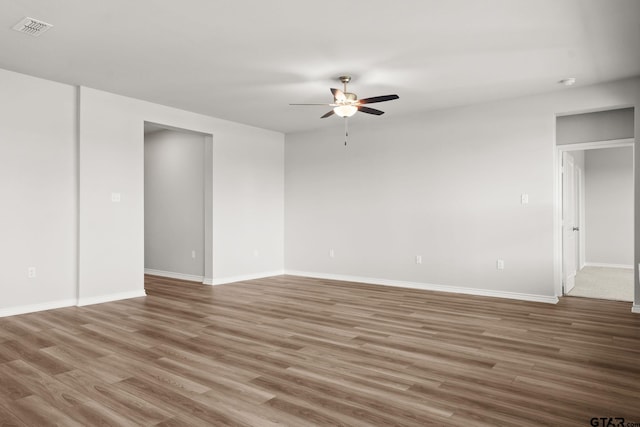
[562,152,579,293]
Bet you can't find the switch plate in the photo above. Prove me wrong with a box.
[253,250,259,257]
[496,259,505,270]
[415,255,422,264]
[111,192,121,203]
[521,193,529,204]
[329,249,335,258]
[28,267,36,278]
[191,250,196,259]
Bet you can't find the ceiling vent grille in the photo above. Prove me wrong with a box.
[12,17,53,37]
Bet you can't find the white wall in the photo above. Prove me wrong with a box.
[0,68,78,315]
[0,66,284,315]
[211,125,285,281]
[285,77,640,302]
[585,147,634,267]
[144,129,206,278]
[0,63,637,314]
[79,87,285,303]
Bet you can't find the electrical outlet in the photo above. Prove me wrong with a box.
[329,249,335,258]
[28,267,36,278]
[415,255,422,264]
[496,259,505,270]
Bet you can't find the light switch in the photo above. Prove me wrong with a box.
[521,193,529,204]
[111,192,121,203]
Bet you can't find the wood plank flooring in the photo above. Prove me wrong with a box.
[1,274,640,426]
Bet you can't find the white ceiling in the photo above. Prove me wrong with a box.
[1,0,639,134]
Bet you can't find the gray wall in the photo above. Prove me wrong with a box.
[144,129,206,277]
[285,100,555,297]
[557,108,634,144]
[285,78,640,302]
[585,147,634,266]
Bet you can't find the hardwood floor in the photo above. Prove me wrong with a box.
[1,275,640,426]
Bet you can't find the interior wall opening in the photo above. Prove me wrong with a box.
[555,107,635,302]
[143,122,213,284]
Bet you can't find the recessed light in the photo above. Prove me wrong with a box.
[559,77,577,86]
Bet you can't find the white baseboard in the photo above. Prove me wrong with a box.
[77,289,147,307]
[284,270,559,304]
[209,270,285,286]
[632,304,640,314]
[584,262,634,269]
[0,299,77,318]
[144,268,205,283]
[145,268,283,286]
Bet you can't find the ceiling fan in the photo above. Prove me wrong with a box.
[290,75,399,119]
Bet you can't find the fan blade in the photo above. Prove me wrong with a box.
[358,106,384,116]
[357,94,399,105]
[321,110,335,118]
[331,88,346,102]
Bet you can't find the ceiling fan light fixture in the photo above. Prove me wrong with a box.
[333,105,357,117]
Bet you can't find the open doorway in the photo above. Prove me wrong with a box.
[143,122,213,284]
[561,145,634,301]
[555,107,635,302]
[556,108,635,302]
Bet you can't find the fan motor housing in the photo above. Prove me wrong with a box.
[343,92,357,102]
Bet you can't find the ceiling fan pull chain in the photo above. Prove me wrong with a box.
[344,118,349,146]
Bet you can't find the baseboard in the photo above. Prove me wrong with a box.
[209,270,285,286]
[145,268,283,286]
[144,268,205,283]
[77,290,147,307]
[0,299,77,318]
[284,270,559,304]
[632,304,640,314]
[584,262,634,269]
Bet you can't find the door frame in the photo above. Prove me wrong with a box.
[553,138,635,298]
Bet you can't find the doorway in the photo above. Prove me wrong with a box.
[143,122,213,284]
[557,141,634,301]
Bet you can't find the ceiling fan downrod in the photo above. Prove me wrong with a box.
[339,75,351,93]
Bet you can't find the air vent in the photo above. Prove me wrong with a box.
[12,17,53,37]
